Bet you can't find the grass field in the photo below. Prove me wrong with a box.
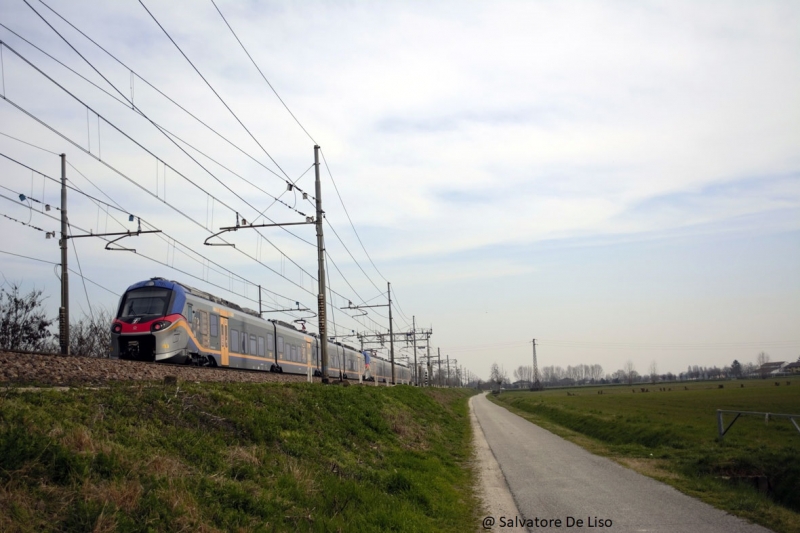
[491,379,800,533]
[0,382,479,532]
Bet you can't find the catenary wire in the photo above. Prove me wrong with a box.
[0,248,119,295]
[208,0,317,146]
[0,19,314,201]
[0,151,302,311]
[2,21,316,251]
[137,0,292,181]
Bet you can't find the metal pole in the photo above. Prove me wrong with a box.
[426,334,431,387]
[438,347,441,387]
[59,153,69,355]
[412,315,417,385]
[314,145,329,383]
[447,354,450,387]
[388,282,395,384]
[533,338,540,388]
[258,284,262,316]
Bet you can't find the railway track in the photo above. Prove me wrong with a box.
[0,349,323,387]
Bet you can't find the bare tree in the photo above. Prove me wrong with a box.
[756,351,770,378]
[513,365,533,384]
[0,283,55,352]
[489,363,508,389]
[649,361,658,384]
[69,307,113,358]
[624,360,637,385]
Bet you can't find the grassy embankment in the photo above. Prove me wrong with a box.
[0,382,478,532]
[491,380,800,533]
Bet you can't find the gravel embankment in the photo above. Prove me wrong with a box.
[0,351,317,386]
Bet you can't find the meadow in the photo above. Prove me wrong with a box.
[0,382,479,532]
[492,379,800,533]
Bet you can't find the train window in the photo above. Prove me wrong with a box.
[118,287,171,318]
[301,345,306,363]
[210,314,219,337]
[277,336,284,357]
[241,332,247,354]
[186,304,193,323]
[267,333,274,357]
[230,329,239,353]
[290,345,296,362]
[258,336,265,357]
[250,335,257,356]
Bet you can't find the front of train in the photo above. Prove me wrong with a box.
[110,278,190,363]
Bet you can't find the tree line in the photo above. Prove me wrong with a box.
[491,352,798,389]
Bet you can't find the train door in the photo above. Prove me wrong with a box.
[220,317,229,366]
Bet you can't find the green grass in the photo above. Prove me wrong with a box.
[491,379,800,533]
[0,382,479,532]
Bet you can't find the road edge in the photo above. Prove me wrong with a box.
[470,393,527,532]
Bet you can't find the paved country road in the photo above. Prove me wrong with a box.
[471,393,773,533]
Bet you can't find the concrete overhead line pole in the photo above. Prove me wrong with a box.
[203,146,325,380]
[425,333,432,386]
[388,282,395,384]
[437,347,442,387]
[314,145,329,383]
[59,154,68,355]
[58,154,161,355]
[412,315,417,385]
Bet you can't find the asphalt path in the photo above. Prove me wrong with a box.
[472,393,773,533]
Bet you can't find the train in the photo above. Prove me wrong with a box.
[110,277,411,384]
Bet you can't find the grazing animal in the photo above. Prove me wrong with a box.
[718,384,724,389]
[668,388,671,391]
[775,382,780,386]
[787,381,791,386]
[685,386,688,390]
[740,384,744,388]
[632,389,635,393]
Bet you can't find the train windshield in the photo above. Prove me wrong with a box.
[118,287,172,319]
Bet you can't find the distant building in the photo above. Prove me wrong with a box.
[758,361,787,376]
[783,362,800,374]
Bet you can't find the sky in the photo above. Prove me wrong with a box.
[0,0,798,381]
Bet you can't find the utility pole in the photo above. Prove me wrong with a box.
[59,154,69,355]
[437,347,442,387]
[412,315,417,385]
[388,282,395,384]
[532,338,541,390]
[446,354,450,387]
[57,153,162,355]
[426,334,431,387]
[314,145,329,383]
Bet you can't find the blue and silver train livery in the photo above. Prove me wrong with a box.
[110,277,411,383]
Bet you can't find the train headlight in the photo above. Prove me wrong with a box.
[151,320,172,332]
[112,322,122,334]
